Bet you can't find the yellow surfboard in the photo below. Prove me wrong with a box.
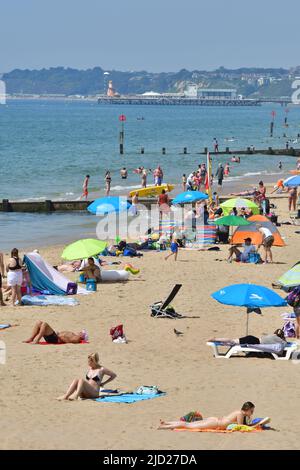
[129,184,175,198]
[289,170,300,175]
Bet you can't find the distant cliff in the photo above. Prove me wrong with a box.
[2,65,298,98]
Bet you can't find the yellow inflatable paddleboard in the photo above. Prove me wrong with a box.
[129,184,175,198]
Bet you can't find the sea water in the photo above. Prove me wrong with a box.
[0,99,299,248]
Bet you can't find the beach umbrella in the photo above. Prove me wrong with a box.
[172,191,208,205]
[213,215,251,226]
[87,196,131,215]
[220,198,259,216]
[283,175,300,187]
[62,238,107,260]
[277,262,300,289]
[211,283,287,334]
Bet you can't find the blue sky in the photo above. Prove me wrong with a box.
[0,0,299,72]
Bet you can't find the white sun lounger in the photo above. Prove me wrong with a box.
[206,341,298,360]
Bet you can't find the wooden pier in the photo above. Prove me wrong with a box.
[98,97,260,106]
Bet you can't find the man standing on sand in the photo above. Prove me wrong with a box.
[257,224,274,264]
[80,175,90,200]
[215,163,224,187]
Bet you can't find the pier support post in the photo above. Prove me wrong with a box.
[2,199,11,212]
[45,200,52,212]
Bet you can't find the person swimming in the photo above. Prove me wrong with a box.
[158,402,270,430]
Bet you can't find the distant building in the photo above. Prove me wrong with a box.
[197,88,237,99]
[184,83,198,98]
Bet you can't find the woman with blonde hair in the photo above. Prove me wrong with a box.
[57,353,117,400]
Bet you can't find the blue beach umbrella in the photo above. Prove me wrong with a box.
[211,283,287,334]
[87,197,131,215]
[172,191,208,205]
[283,175,300,187]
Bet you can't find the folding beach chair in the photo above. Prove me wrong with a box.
[206,341,298,360]
[150,284,183,319]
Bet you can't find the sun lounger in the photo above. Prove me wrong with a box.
[206,341,298,360]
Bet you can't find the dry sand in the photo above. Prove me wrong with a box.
[0,195,300,450]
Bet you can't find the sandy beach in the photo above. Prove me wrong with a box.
[0,194,300,450]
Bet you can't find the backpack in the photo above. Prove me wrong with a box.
[282,320,296,338]
[110,324,124,340]
[286,286,300,308]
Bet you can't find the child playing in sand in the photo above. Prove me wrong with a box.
[158,402,270,430]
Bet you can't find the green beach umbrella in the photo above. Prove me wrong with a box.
[213,215,252,226]
[62,238,107,261]
[220,198,259,216]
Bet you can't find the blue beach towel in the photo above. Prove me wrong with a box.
[95,393,166,404]
[21,295,79,306]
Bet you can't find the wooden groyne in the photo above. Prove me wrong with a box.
[0,195,288,214]
[199,147,300,156]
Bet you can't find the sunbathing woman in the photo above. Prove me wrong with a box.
[24,320,86,344]
[208,329,286,346]
[57,353,117,401]
[158,402,270,430]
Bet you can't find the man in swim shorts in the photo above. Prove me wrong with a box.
[80,175,90,200]
[24,321,86,344]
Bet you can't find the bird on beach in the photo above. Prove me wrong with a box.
[173,328,184,337]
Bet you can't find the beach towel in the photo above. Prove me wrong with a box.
[21,295,79,306]
[174,425,263,433]
[95,392,166,403]
[38,341,87,345]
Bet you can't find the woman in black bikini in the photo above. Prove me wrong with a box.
[57,353,117,400]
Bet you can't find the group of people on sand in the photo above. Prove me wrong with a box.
[23,322,117,401]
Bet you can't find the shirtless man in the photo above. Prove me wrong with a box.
[80,175,90,200]
[24,320,85,344]
[158,402,270,430]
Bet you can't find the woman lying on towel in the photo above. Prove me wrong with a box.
[208,329,286,346]
[57,353,117,401]
[24,320,85,344]
[158,402,270,430]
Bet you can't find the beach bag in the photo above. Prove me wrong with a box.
[282,320,296,338]
[135,385,159,395]
[286,286,300,308]
[110,324,124,341]
[247,252,262,264]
